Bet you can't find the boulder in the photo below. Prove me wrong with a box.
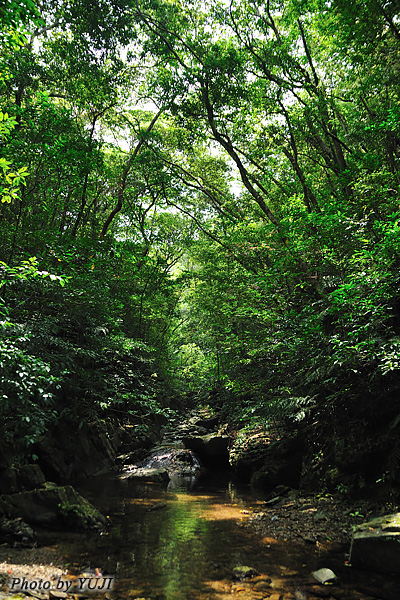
[350,512,400,574]
[183,434,230,468]
[0,485,106,530]
[140,447,202,476]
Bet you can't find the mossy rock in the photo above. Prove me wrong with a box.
[0,485,106,530]
[232,566,259,580]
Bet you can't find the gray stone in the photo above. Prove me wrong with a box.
[141,447,202,476]
[312,568,337,584]
[350,512,400,574]
[124,468,170,484]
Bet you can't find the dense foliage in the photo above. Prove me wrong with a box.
[1,0,400,483]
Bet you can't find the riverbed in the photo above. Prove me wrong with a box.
[0,470,398,600]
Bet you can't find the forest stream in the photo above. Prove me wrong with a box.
[1,466,399,600]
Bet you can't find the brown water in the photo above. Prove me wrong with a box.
[45,471,398,600]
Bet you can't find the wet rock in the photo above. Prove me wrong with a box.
[138,447,201,476]
[232,566,259,580]
[350,512,400,574]
[0,485,106,529]
[124,468,170,484]
[312,568,337,584]
[183,434,230,467]
[147,502,168,512]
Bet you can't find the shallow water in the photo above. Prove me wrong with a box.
[44,471,399,600]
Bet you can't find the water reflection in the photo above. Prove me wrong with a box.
[71,474,301,599]
[63,472,394,600]
[153,495,209,599]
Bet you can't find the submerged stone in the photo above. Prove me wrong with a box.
[147,502,168,512]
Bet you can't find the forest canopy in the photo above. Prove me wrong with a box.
[1,0,400,461]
